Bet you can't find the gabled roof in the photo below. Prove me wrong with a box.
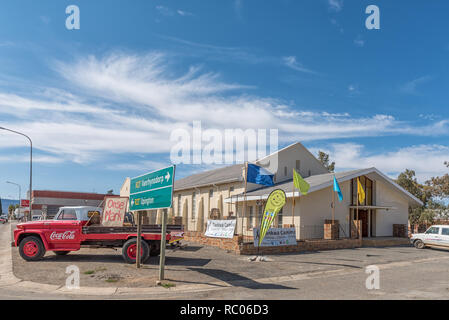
[174,141,319,191]
[226,167,423,206]
[174,164,244,191]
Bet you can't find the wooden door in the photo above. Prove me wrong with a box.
[358,210,369,237]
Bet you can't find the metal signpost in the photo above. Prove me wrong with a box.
[129,165,175,279]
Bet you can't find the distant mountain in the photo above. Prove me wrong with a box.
[1,199,19,215]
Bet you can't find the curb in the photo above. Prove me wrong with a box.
[0,223,237,297]
[3,223,448,297]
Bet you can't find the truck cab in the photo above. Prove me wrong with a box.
[52,206,102,225]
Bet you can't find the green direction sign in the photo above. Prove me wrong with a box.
[129,165,175,211]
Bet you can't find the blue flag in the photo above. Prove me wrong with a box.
[247,163,274,186]
[333,176,343,202]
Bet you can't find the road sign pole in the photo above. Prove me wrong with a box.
[159,208,167,280]
[136,211,142,268]
[159,165,175,281]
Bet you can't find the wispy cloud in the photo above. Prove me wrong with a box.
[177,10,193,17]
[156,5,174,16]
[234,0,243,20]
[354,35,365,47]
[282,56,318,74]
[400,75,433,95]
[159,35,319,73]
[313,143,449,182]
[328,0,343,12]
[1,52,448,166]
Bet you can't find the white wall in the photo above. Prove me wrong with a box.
[249,142,329,191]
[298,180,352,238]
[375,180,409,236]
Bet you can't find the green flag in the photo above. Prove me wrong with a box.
[293,169,310,195]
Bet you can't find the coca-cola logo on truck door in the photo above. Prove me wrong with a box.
[50,231,76,240]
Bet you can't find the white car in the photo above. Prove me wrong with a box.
[411,225,449,249]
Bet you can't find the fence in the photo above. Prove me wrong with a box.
[238,222,352,244]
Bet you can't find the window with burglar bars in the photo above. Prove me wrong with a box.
[192,191,196,219]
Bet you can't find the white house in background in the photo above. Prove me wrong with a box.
[120,142,423,238]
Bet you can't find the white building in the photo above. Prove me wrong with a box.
[121,142,422,239]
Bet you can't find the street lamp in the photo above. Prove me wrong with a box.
[0,127,32,221]
[6,181,21,213]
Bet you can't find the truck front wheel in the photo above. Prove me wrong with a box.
[122,238,150,264]
[19,236,46,261]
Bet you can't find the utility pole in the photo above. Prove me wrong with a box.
[0,127,32,221]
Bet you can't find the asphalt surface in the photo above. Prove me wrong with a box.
[2,222,449,299]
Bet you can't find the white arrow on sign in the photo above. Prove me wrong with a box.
[165,171,170,182]
[131,199,134,206]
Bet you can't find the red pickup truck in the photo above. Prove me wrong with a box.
[13,206,183,264]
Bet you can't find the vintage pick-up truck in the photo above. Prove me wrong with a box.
[13,206,183,263]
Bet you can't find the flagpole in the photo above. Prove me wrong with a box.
[292,178,295,227]
[332,180,335,223]
[242,161,248,238]
[356,178,359,239]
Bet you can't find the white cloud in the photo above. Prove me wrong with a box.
[177,10,193,16]
[313,143,449,182]
[282,56,317,74]
[328,0,343,12]
[156,5,174,16]
[1,52,448,166]
[400,75,433,95]
[354,35,365,47]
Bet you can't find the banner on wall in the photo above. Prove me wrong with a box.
[253,227,296,247]
[204,219,236,239]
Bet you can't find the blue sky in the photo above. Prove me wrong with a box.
[1,0,449,199]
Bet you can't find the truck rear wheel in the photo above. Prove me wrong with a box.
[122,238,150,264]
[19,236,46,261]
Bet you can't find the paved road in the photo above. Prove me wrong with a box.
[2,222,449,299]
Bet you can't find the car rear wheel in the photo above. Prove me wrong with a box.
[54,251,70,256]
[122,238,150,264]
[414,239,425,249]
[19,236,46,261]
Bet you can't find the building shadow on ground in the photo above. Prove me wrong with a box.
[187,267,294,290]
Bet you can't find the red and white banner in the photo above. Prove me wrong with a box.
[20,199,30,207]
[102,197,128,227]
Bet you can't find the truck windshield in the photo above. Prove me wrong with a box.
[425,227,440,234]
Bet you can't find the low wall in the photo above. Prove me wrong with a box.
[184,231,363,255]
[183,231,241,252]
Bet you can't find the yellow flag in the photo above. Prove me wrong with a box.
[357,178,365,205]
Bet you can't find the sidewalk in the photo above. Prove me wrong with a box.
[1,223,237,297]
[1,222,427,298]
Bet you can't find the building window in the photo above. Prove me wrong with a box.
[296,160,301,171]
[177,195,181,216]
[258,204,263,219]
[230,186,234,192]
[351,176,373,206]
[209,189,214,198]
[249,206,254,228]
[284,166,287,176]
[192,192,197,219]
[308,170,311,177]
[277,208,283,227]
